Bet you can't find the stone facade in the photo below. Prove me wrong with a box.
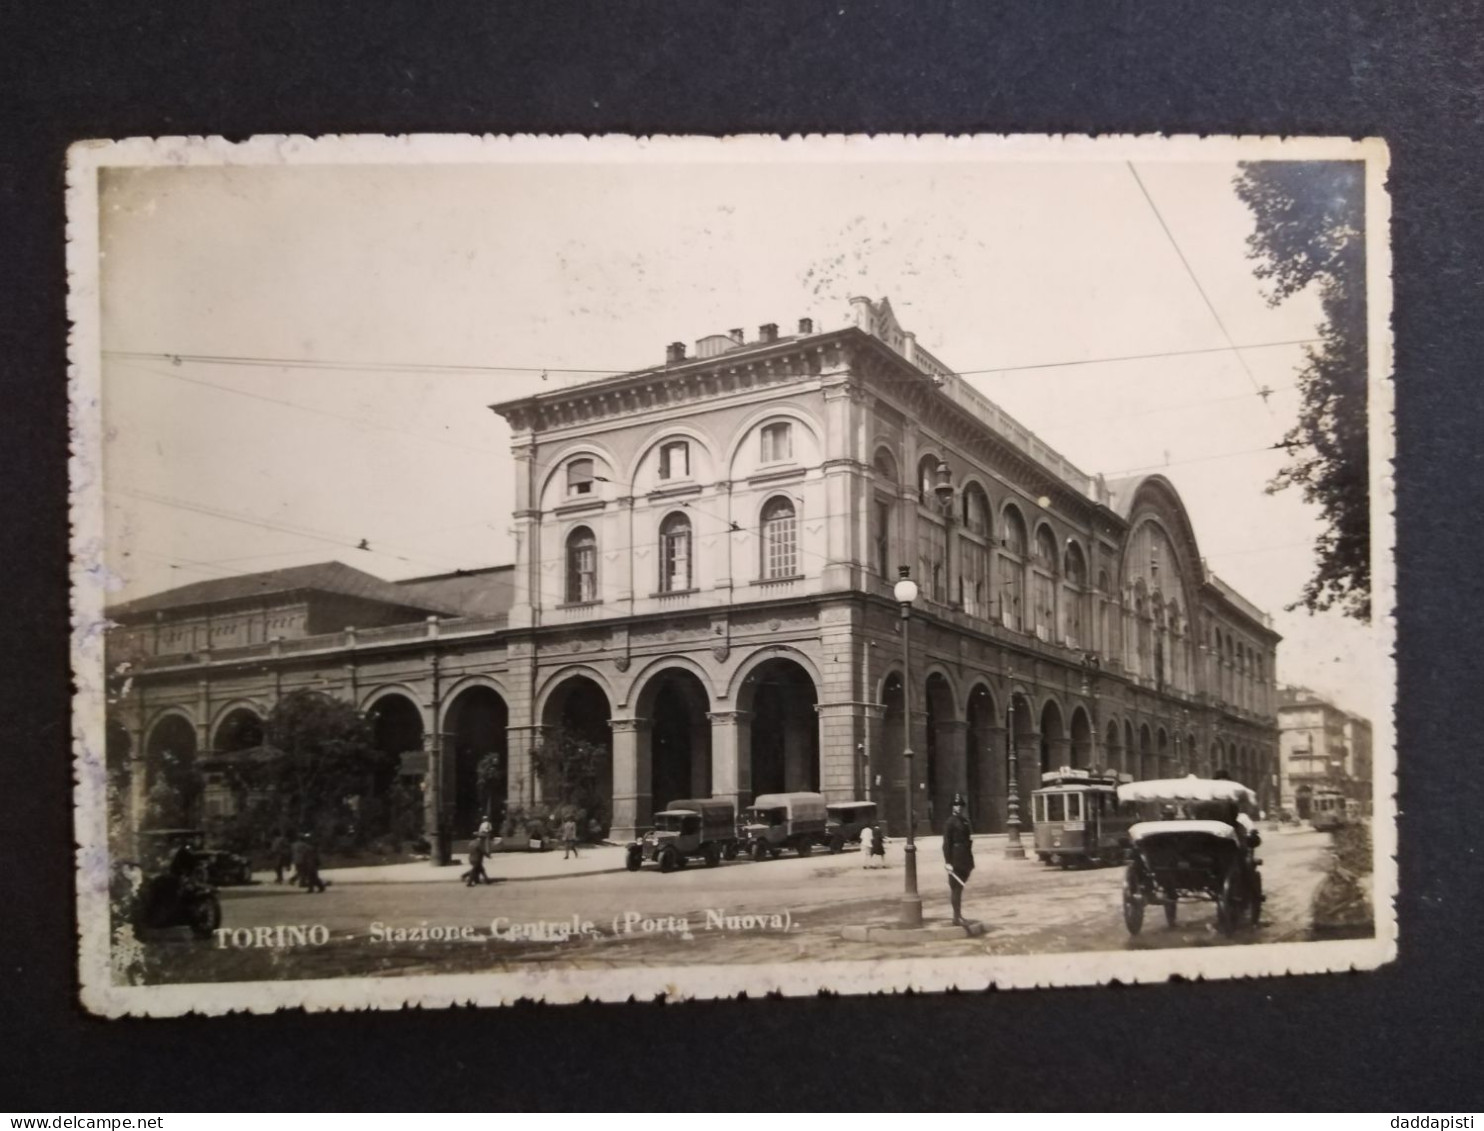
[106,298,1282,846]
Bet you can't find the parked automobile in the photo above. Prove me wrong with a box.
[627,798,739,873]
[115,830,224,939]
[1116,776,1264,936]
[740,791,827,860]
[822,800,877,853]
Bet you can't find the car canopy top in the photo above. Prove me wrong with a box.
[1117,776,1258,808]
[1128,819,1243,844]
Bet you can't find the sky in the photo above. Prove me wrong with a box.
[94,139,1384,717]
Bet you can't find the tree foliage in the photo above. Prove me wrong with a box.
[252,689,395,843]
[531,725,608,828]
[1234,160,1370,621]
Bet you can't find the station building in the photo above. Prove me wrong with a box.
[106,297,1282,843]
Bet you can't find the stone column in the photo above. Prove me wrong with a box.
[708,710,751,811]
[609,717,652,842]
[815,701,872,802]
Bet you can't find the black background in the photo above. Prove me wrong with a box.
[3,0,1480,1112]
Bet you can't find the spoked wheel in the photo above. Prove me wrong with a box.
[1122,864,1146,936]
[625,849,642,872]
[1163,888,1178,927]
[1216,865,1241,935]
[1247,868,1264,928]
[189,893,222,939]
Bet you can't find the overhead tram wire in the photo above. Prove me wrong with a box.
[1125,161,1278,416]
[103,337,1319,389]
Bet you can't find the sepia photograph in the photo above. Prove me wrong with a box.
[68,133,1395,1015]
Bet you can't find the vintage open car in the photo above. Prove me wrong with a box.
[1116,777,1264,936]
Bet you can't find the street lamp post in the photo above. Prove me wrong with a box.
[1004,677,1026,858]
[893,566,923,929]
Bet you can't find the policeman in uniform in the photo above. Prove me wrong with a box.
[942,792,976,927]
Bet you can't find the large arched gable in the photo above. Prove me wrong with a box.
[1109,475,1205,609]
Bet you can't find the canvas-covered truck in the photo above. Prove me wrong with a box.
[626,798,739,872]
[740,791,828,860]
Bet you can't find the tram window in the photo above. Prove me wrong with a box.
[1034,795,1045,823]
[1067,793,1082,820]
[1047,794,1065,822]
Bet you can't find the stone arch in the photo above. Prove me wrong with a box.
[1105,718,1124,775]
[1039,697,1067,775]
[923,670,959,832]
[964,682,1001,832]
[632,665,714,812]
[620,653,717,710]
[1009,688,1039,823]
[735,655,819,801]
[211,705,265,755]
[442,684,510,835]
[871,444,900,485]
[537,674,613,832]
[634,424,718,483]
[1070,705,1094,769]
[143,710,200,827]
[726,645,825,704]
[723,404,824,471]
[538,439,622,500]
[360,681,428,714]
[534,664,618,720]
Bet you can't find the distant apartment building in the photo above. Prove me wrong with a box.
[1276,686,1373,818]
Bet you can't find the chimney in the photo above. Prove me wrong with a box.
[666,341,687,364]
[759,322,779,343]
[798,317,814,335]
[728,327,745,345]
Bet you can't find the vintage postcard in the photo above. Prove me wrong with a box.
[69,133,1395,1015]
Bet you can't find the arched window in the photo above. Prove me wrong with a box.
[761,496,798,579]
[1000,506,1027,630]
[1062,541,1089,646]
[1031,526,1059,638]
[962,483,990,536]
[658,512,692,593]
[918,455,940,505]
[565,526,597,603]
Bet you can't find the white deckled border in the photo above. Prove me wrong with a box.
[68,133,1397,1017]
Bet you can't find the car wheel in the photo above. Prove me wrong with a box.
[829,836,844,854]
[625,848,642,872]
[751,842,767,862]
[797,840,812,858]
[704,846,720,868]
[1122,866,1145,936]
[658,849,677,874]
[1247,868,1264,928]
[1163,889,1178,927]
[190,894,222,939]
[1216,865,1241,935]
[722,842,737,861]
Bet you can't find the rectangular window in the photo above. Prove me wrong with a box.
[760,422,792,463]
[1067,793,1082,820]
[1047,794,1065,822]
[659,441,689,480]
[918,521,947,602]
[567,458,595,497]
[766,520,797,577]
[662,528,691,592]
[1034,795,1046,823]
[961,539,988,618]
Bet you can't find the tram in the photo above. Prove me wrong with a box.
[1031,768,1136,867]
[1309,786,1350,831]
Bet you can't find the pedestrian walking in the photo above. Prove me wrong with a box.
[860,822,876,868]
[942,794,975,926]
[464,835,490,886]
[870,821,887,868]
[476,816,494,854]
[289,834,308,887]
[270,833,292,884]
[298,833,327,894]
[561,816,579,860]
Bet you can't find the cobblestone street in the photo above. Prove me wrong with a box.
[132,827,1340,984]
